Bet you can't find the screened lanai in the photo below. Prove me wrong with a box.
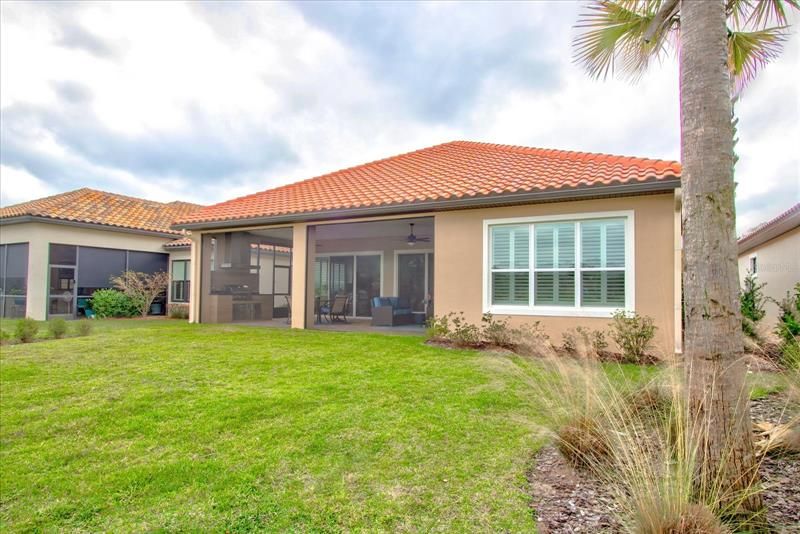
[309,217,434,330]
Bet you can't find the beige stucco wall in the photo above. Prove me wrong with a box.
[0,221,175,320]
[434,193,678,355]
[188,193,679,353]
[738,226,800,324]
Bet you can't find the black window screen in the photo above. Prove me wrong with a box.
[128,251,168,274]
[1,243,29,318]
[50,244,77,265]
[77,246,126,295]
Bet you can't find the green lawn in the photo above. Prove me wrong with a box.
[0,320,553,532]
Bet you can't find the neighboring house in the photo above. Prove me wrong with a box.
[737,202,800,324]
[175,141,684,354]
[0,189,201,320]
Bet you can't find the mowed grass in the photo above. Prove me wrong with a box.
[1,320,551,532]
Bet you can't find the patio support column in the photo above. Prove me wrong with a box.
[305,226,317,327]
[291,223,310,329]
[26,236,48,321]
[188,233,201,323]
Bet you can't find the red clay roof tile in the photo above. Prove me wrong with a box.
[0,188,203,235]
[176,141,681,226]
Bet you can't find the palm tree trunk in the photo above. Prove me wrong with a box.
[680,0,762,516]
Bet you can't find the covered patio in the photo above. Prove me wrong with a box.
[307,216,434,332]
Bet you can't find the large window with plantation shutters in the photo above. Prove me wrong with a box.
[485,211,634,317]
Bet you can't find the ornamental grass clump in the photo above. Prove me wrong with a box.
[528,353,768,532]
[556,415,612,470]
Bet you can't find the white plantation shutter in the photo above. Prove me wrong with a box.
[534,223,576,306]
[580,219,626,307]
[491,226,529,305]
[487,215,629,313]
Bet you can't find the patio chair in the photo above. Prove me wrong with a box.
[329,294,350,323]
[284,295,292,324]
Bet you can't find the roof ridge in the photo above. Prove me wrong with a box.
[201,141,461,212]
[0,187,89,212]
[449,140,680,166]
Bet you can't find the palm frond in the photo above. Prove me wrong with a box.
[726,0,756,30]
[747,0,800,28]
[572,0,677,81]
[728,26,789,94]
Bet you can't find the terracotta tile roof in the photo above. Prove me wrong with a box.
[177,141,681,226]
[164,236,192,248]
[0,188,203,235]
[738,202,800,247]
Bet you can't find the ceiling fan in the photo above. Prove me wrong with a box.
[406,223,431,247]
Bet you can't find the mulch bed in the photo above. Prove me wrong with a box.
[529,393,800,533]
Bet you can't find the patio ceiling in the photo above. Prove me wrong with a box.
[314,217,433,242]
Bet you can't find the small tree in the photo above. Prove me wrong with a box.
[740,271,766,339]
[110,270,169,318]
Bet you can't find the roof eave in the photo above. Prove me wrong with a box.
[0,215,182,239]
[738,209,800,254]
[174,178,680,231]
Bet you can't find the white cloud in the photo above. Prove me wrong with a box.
[0,165,57,205]
[0,0,796,234]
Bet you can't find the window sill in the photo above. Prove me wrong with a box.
[485,305,628,318]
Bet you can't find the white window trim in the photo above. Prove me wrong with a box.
[748,253,758,276]
[482,210,635,318]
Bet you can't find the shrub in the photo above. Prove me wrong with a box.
[740,272,766,340]
[556,415,612,470]
[90,289,139,318]
[480,313,514,347]
[168,303,190,319]
[48,318,68,339]
[449,312,481,346]
[75,320,93,337]
[610,310,657,363]
[426,314,451,341]
[775,283,800,368]
[14,317,39,343]
[110,270,169,317]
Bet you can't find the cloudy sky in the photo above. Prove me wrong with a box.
[1,1,797,233]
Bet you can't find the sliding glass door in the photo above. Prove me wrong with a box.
[396,252,433,314]
[356,255,380,317]
[314,253,381,318]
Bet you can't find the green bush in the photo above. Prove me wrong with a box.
[740,272,766,339]
[90,289,139,318]
[425,314,451,341]
[610,310,657,363]
[15,318,39,343]
[481,313,514,347]
[775,283,800,343]
[449,312,481,346]
[775,284,800,368]
[75,320,93,337]
[48,318,68,339]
